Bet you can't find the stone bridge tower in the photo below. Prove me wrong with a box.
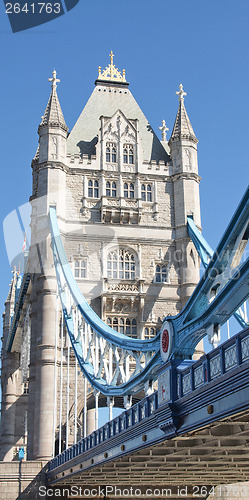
[0,54,201,461]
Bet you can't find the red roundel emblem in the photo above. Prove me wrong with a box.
[162,329,169,353]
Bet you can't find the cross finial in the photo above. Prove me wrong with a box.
[48,69,60,89]
[109,51,114,65]
[159,120,169,141]
[176,83,187,102]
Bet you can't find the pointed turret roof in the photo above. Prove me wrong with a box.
[39,70,68,132]
[170,84,197,142]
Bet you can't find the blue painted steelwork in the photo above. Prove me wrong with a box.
[187,216,249,330]
[49,186,249,392]
[50,206,160,396]
[6,272,30,352]
[187,217,213,269]
[168,186,249,357]
[48,326,249,472]
[49,391,158,471]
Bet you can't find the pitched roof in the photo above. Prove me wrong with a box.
[67,83,170,163]
[39,86,68,132]
[170,99,197,141]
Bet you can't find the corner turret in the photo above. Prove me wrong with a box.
[169,84,198,177]
[38,70,68,164]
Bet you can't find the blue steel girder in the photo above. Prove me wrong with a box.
[49,206,160,396]
[49,185,249,393]
[187,215,249,330]
[166,186,249,358]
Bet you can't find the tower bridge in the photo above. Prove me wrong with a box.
[1,54,249,499]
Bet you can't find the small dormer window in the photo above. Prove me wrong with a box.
[123,144,134,164]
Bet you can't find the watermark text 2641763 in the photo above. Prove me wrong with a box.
[3,0,80,33]
[6,3,61,14]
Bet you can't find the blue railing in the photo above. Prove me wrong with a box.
[176,327,249,399]
[49,328,249,472]
[49,391,158,471]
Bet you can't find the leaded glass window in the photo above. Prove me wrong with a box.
[155,264,168,283]
[107,249,136,280]
[74,260,87,279]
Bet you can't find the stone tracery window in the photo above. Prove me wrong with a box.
[106,181,117,197]
[107,249,136,280]
[107,316,137,338]
[144,326,159,339]
[106,143,117,163]
[123,144,134,164]
[155,264,168,283]
[74,259,87,279]
[124,182,135,199]
[141,184,152,202]
[88,179,99,198]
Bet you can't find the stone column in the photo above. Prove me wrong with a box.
[87,409,96,435]
[32,263,57,460]
[0,352,19,460]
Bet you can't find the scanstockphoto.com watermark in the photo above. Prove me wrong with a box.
[4,198,247,286]
[38,484,249,498]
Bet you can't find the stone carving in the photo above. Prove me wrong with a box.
[88,201,99,208]
[106,199,119,207]
[106,164,118,172]
[123,165,135,173]
[107,283,139,292]
[124,200,137,208]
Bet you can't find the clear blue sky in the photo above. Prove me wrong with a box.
[0,1,248,331]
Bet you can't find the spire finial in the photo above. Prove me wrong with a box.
[48,69,60,89]
[176,83,187,102]
[159,120,169,141]
[109,50,114,65]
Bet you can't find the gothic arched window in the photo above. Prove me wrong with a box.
[88,179,93,197]
[155,264,168,283]
[112,146,117,163]
[88,179,99,198]
[124,182,135,199]
[107,249,136,280]
[106,146,111,163]
[106,143,117,163]
[74,260,87,279]
[141,184,152,202]
[106,317,137,338]
[144,326,159,339]
[94,180,99,198]
[106,181,117,197]
[123,144,134,164]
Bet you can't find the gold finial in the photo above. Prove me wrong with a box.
[98,52,126,83]
[109,50,114,65]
